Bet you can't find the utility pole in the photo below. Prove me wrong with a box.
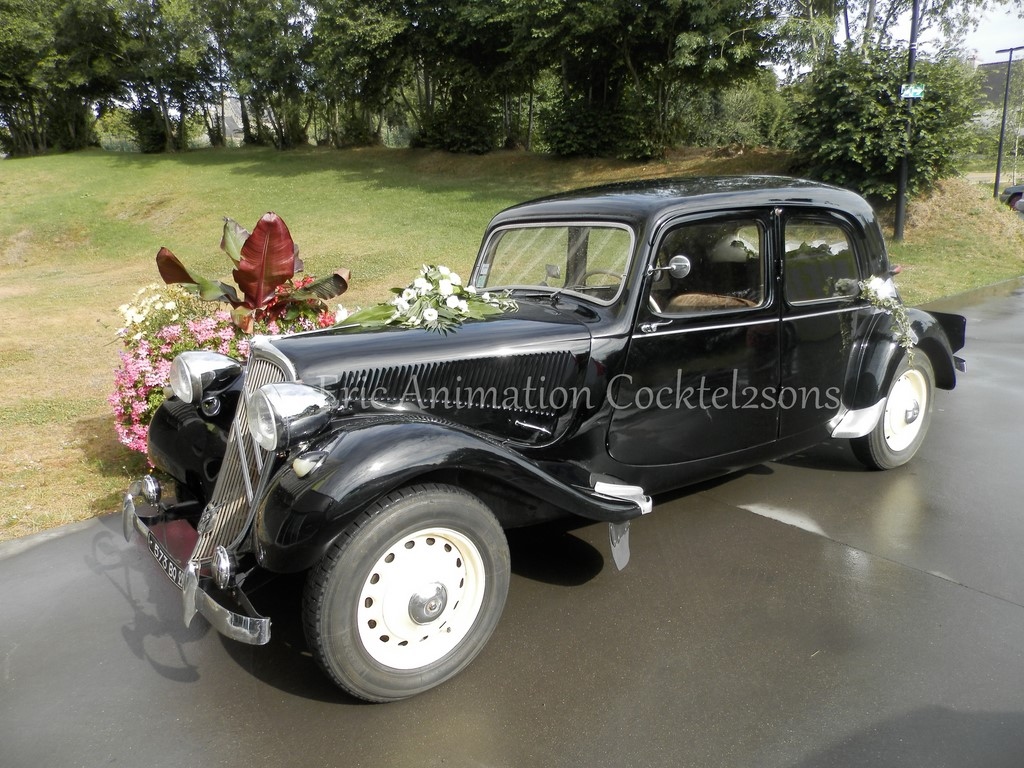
[893,0,921,241]
[994,45,1024,200]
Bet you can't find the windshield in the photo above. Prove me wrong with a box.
[473,223,634,306]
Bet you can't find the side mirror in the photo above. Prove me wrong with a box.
[541,263,561,286]
[666,254,692,279]
[649,254,692,280]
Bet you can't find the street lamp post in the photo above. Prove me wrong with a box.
[893,0,921,241]
[994,45,1024,200]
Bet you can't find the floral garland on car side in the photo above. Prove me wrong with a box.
[859,275,917,358]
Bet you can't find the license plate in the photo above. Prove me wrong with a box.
[148,531,186,589]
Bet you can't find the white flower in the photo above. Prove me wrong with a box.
[413,277,430,294]
[866,275,896,299]
[457,300,469,313]
[335,304,349,322]
[438,265,451,277]
[422,307,439,323]
[449,272,462,286]
[395,298,411,313]
[164,301,177,311]
[401,288,417,302]
[445,294,461,309]
[482,292,492,302]
[464,285,477,294]
[438,279,453,296]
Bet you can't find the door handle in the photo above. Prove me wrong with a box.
[640,320,672,333]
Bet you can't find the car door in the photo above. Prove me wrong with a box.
[776,210,870,438]
[607,211,781,469]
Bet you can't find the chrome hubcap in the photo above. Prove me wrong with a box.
[409,583,448,624]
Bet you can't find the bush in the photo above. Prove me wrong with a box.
[540,94,616,157]
[792,44,979,200]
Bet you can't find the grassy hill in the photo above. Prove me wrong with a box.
[1,146,1022,540]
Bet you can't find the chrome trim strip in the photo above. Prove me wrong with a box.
[783,304,864,321]
[251,335,299,380]
[631,316,779,339]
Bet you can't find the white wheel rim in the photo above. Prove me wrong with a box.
[883,368,928,452]
[356,527,486,670]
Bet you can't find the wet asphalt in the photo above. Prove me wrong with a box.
[2,281,1024,768]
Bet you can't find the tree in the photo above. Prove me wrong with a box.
[120,0,216,152]
[536,0,779,158]
[308,0,406,146]
[0,0,122,155]
[792,43,980,199]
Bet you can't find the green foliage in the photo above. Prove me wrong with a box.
[0,0,120,155]
[792,44,980,200]
[674,74,796,149]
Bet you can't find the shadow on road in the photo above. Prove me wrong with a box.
[83,516,208,683]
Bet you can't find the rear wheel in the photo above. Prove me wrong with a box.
[303,483,510,702]
[1008,193,1022,209]
[851,355,934,470]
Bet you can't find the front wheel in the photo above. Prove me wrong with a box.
[851,354,934,470]
[303,483,510,702]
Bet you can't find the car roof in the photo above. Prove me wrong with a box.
[488,175,879,233]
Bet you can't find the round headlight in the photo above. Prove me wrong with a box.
[169,352,241,404]
[247,383,336,452]
[249,389,281,451]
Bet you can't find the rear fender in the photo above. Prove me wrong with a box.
[851,308,960,407]
[254,417,645,572]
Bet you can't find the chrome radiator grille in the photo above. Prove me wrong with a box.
[191,354,288,562]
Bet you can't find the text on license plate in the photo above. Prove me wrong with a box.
[148,531,186,589]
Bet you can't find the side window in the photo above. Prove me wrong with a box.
[784,218,860,304]
[649,218,766,315]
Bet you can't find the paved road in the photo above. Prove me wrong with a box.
[3,281,1024,768]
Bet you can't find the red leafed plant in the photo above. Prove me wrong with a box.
[156,212,350,332]
[110,213,351,454]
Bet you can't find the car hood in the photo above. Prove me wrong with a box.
[264,300,594,445]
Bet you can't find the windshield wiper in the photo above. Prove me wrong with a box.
[510,286,563,305]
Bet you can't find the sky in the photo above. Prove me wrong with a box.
[937,6,1024,63]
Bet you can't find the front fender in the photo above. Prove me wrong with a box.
[254,416,645,573]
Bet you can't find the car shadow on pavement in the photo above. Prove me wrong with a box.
[776,439,866,472]
[505,519,606,586]
[219,571,368,704]
[84,515,209,684]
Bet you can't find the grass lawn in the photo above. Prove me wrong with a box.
[1,146,1022,541]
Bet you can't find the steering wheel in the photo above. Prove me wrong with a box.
[579,269,624,286]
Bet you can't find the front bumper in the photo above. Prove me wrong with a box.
[122,482,271,646]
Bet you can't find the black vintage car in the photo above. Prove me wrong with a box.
[124,176,966,702]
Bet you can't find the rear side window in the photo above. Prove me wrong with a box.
[784,218,860,304]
